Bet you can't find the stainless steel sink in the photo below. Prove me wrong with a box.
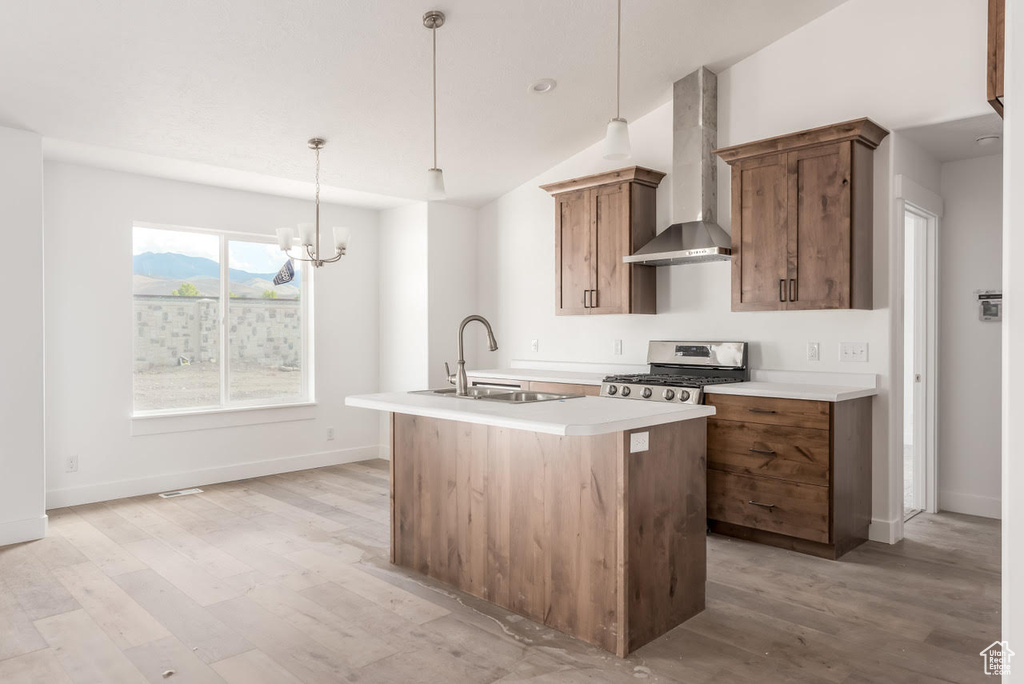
[411,388,583,403]
[479,390,582,404]
[413,387,512,399]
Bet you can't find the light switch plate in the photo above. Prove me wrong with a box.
[612,339,623,356]
[629,431,649,453]
[840,342,869,363]
[530,339,539,353]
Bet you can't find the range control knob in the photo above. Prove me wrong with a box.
[662,389,676,401]
[641,387,653,399]
[621,386,631,397]
[678,390,691,402]
[606,385,618,395]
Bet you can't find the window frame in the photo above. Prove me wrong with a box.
[131,222,315,419]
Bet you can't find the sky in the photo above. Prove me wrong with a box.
[133,226,290,274]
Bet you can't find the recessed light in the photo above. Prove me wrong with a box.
[529,79,557,94]
[976,134,1001,147]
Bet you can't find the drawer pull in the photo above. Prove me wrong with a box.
[748,500,776,510]
[747,408,778,415]
[748,447,776,456]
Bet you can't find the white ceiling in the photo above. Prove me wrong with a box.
[0,0,847,208]
[899,113,1004,164]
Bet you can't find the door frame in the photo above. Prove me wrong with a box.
[892,175,942,535]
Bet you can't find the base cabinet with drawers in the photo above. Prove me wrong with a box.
[705,393,872,559]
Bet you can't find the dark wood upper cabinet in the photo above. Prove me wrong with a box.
[542,166,665,316]
[989,0,1005,117]
[715,119,888,312]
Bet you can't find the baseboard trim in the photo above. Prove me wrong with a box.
[0,514,48,547]
[939,490,1002,519]
[869,517,900,544]
[46,445,381,509]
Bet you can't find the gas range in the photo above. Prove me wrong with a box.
[601,341,749,404]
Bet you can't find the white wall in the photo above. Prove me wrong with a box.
[426,202,482,388]
[937,154,1003,518]
[379,203,428,393]
[0,127,47,545]
[43,162,382,507]
[476,0,990,541]
[376,201,483,453]
[1002,0,1023,659]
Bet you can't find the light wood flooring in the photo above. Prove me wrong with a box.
[0,459,1000,683]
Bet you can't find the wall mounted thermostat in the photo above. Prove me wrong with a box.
[976,290,1002,322]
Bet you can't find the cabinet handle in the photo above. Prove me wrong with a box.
[748,408,778,415]
[591,289,598,308]
[779,279,787,302]
[789,278,797,302]
[583,290,590,308]
[748,501,776,510]
[748,447,777,456]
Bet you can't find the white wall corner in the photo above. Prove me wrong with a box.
[868,517,901,545]
[939,491,1002,520]
[0,514,48,547]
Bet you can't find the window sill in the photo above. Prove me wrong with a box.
[131,402,317,436]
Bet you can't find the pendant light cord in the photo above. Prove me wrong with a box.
[432,24,438,169]
[616,0,621,120]
[314,144,320,260]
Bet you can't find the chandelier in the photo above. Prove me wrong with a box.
[276,138,349,267]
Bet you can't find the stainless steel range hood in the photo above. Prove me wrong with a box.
[623,67,732,266]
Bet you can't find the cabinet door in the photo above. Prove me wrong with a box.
[590,182,630,314]
[732,154,789,311]
[554,189,594,315]
[786,143,852,310]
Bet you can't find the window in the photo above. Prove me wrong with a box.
[133,224,311,414]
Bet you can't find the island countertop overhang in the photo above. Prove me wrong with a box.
[345,391,715,436]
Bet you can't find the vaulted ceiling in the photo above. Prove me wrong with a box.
[0,0,847,207]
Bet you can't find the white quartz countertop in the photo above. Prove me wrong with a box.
[345,391,715,436]
[468,368,606,386]
[704,382,877,402]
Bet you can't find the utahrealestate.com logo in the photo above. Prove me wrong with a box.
[980,641,1014,676]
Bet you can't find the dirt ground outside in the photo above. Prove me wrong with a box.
[133,362,303,411]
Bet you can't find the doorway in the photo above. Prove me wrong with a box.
[903,206,934,519]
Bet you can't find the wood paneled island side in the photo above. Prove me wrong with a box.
[346,392,712,656]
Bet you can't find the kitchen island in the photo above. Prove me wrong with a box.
[345,391,714,656]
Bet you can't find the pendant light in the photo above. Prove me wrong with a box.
[603,0,631,160]
[275,139,349,268]
[424,10,447,200]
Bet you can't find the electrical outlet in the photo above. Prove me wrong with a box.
[530,339,539,353]
[840,342,869,363]
[65,454,79,473]
[612,339,623,356]
[629,431,649,453]
[807,342,820,362]
[326,427,336,441]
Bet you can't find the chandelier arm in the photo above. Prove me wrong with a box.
[282,248,316,264]
[319,250,345,265]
